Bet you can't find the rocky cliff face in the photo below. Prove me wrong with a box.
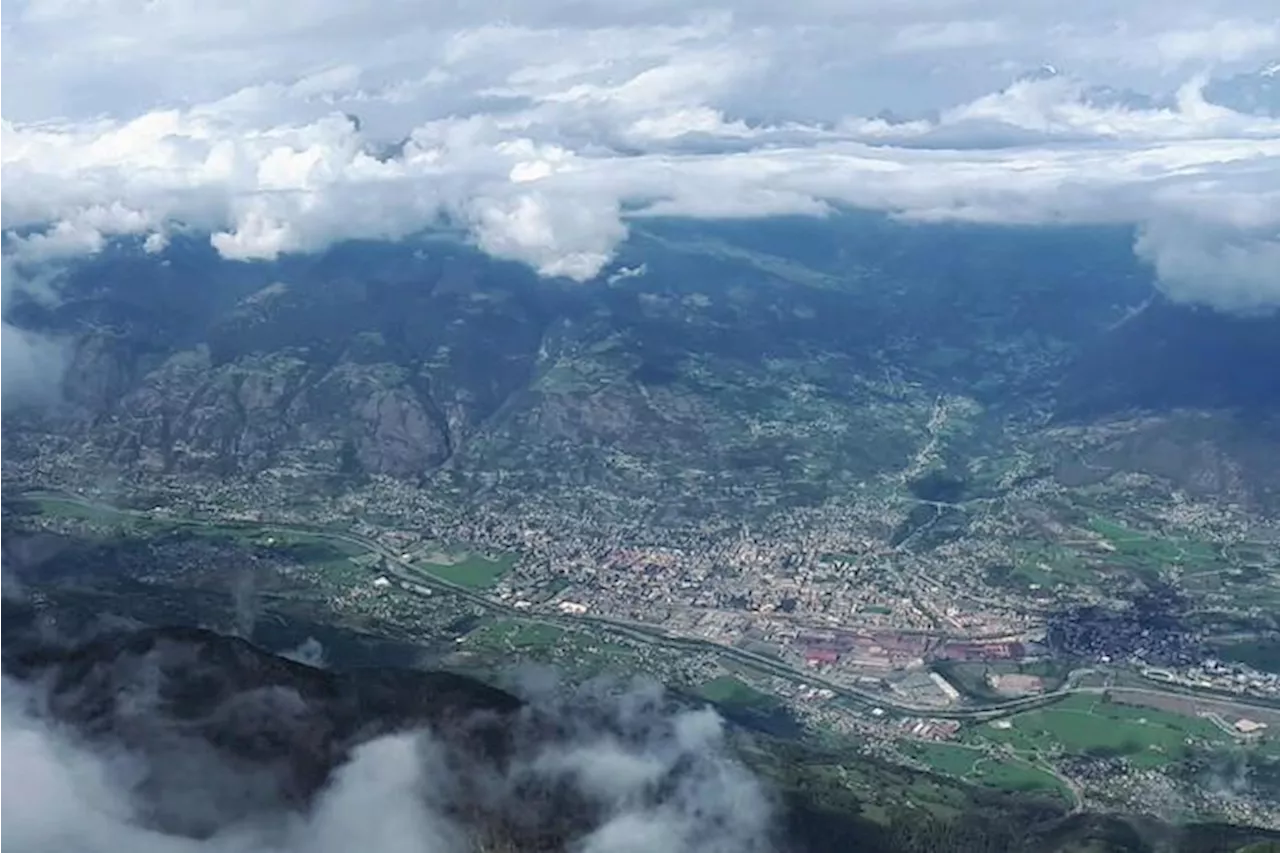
[16,242,551,482]
[5,220,1280,510]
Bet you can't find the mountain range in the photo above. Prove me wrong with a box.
[5,210,1280,852]
[5,212,1279,522]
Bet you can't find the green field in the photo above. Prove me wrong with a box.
[20,496,373,582]
[966,693,1229,769]
[1015,541,1094,582]
[697,675,777,708]
[1087,516,1221,569]
[987,516,1233,593]
[986,541,1095,592]
[253,534,367,582]
[24,496,167,530]
[414,551,517,589]
[903,741,985,776]
[463,618,637,673]
[902,741,1070,802]
[469,619,566,649]
[968,758,1069,799]
[23,497,365,551]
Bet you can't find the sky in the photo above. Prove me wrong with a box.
[1,0,1279,316]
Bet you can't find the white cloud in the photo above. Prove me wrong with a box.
[1,321,70,404]
[1136,220,1280,315]
[886,20,1013,54]
[0,670,774,853]
[1,0,1278,313]
[1153,19,1280,65]
[467,190,628,279]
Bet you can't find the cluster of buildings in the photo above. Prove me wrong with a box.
[1142,658,1280,700]
[936,640,1026,662]
[796,630,932,671]
[896,717,962,741]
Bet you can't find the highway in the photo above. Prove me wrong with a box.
[17,489,1280,725]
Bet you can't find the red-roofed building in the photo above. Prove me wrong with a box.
[805,649,840,665]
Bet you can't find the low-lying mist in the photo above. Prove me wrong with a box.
[0,630,778,853]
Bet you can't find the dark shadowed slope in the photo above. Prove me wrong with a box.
[3,614,1279,853]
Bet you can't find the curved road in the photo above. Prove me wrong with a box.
[20,489,1280,726]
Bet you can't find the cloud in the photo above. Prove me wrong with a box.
[0,658,776,853]
[1,0,1278,317]
[279,637,328,668]
[1135,219,1280,315]
[0,676,462,853]
[1152,20,1280,65]
[885,20,1013,54]
[1,322,69,405]
[2,258,72,406]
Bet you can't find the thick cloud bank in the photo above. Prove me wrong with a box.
[2,680,462,853]
[0,320,68,404]
[0,666,774,853]
[1,0,1279,314]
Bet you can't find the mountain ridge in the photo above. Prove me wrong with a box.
[6,216,1278,517]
